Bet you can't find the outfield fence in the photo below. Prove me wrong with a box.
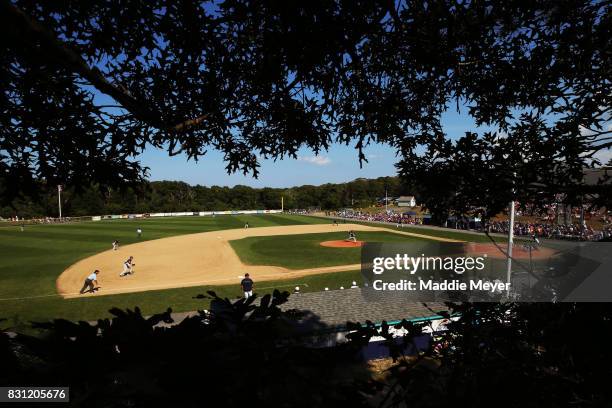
[92,209,282,221]
[1,209,283,226]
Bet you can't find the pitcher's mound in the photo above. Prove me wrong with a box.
[320,240,364,248]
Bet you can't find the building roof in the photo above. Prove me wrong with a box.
[280,288,446,330]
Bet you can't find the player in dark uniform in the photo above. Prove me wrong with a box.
[241,273,254,298]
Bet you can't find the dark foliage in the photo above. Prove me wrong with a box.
[1,1,609,215]
[3,292,612,407]
[347,302,612,408]
[0,290,372,407]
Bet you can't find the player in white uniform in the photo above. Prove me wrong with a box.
[80,270,100,294]
[119,256,135,277]
[112,240,119,250]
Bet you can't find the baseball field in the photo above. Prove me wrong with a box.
[0,213,500,332]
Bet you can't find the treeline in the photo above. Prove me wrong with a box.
[0,177,405,218]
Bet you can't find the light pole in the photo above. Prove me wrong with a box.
[506,172,517,297]
[385,188,388,212]
[506,200,515,289]
[57,184,63,219]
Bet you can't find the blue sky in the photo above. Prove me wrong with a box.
[139,109,486,188]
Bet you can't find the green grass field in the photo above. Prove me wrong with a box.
[230,231,426,269]
[0,213,504,332]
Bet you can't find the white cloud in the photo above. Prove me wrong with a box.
[298,155,331,166]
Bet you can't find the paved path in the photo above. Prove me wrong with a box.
[163,288,447,332]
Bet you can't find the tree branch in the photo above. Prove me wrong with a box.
[2,1,162,126]
[4,1,219,134]
[170,114,210,132]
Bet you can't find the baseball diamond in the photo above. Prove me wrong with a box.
[0,213,482,330]
[57,222,457,298]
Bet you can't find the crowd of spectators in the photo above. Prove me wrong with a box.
[285,209,317,215]
[485,221,612,241]
[327,209,611,242]
[327,210,423,226]
[516,202,606,224]
[1,216,85,225]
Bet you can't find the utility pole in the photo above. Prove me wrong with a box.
[57,184,63,219]
[385,188,388,212]
[506,200,515,290]
[506,172,516,297]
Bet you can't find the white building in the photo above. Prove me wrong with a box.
[396,196,416,207]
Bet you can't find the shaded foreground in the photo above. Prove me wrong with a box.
[2,291,611,408]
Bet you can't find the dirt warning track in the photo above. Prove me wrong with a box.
[57,223,459,298]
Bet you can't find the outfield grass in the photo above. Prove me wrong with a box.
[2,269,363,334]
[0,214,328,331]
[229,231,427,269]
[0,213,509,332]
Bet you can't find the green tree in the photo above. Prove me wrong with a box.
[2,0,608,213]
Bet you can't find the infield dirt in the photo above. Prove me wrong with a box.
[57,223,459,298]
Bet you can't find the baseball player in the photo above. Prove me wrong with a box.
[244,222,249,229]
[119,256,135,277]
[112,240,119,251]
[80,269,100,294]
[137,227,142,238]
[241,273,254,298]
[347,230,357,242]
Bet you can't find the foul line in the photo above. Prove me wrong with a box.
[0,281,310,302]
[0,267,344,301]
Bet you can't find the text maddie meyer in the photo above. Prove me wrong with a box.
[372,279,510,293]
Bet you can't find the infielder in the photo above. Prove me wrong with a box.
[80,269,100,294]
[137,227,142,238]
[119,256,135,277]
[112,240,119,251]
